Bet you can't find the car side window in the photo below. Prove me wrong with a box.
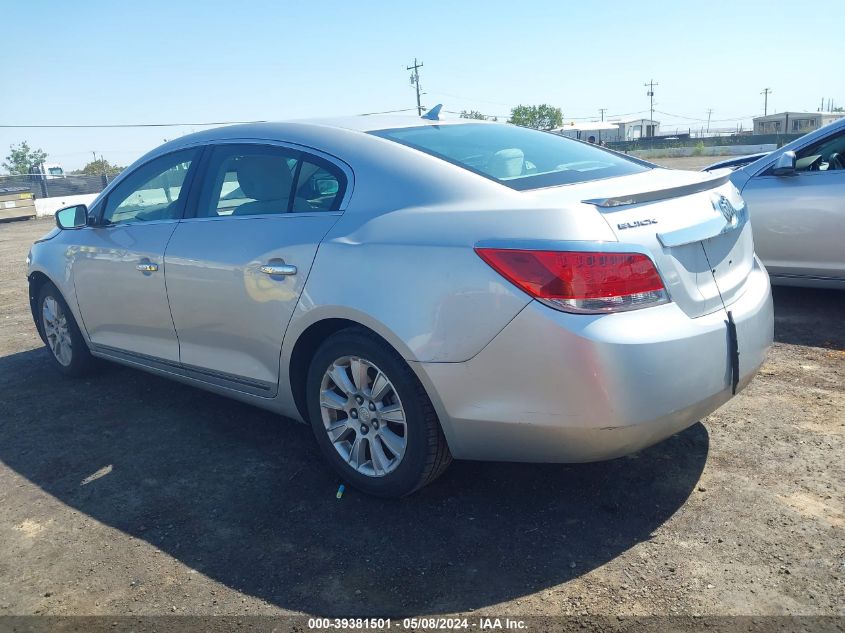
[102,149,197,225]
[197,145,300,218]
[291,157,346,212]
[794,130,845,173]
[196,145,347,217]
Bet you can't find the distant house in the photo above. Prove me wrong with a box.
[752,111,844,135]
[552,118,660,142]
[615,118,660,140]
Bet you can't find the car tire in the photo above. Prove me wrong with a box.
[306,327,452,497]
[37,282,97,377]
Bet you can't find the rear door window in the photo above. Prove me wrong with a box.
[196,145,347,217]
[197,145,300,218]
[291,157,345,212]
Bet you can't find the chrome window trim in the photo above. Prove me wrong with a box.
[178,212,342,225]
[89,218,183,229]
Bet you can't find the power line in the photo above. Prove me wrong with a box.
[0,120,266,129]
[0,106,764,132]
[654,109,755,123]
[358,107,418,116]
[425,90,514,108]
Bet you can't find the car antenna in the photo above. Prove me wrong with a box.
[421,104,443,121]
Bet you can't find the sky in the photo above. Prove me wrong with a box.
[2,0,843,171]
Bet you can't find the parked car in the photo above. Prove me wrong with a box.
[27,114,773,496]
[705,117,845,287]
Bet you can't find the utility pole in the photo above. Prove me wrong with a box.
[93,150,107,183]
[644,79,658,137]
[761,88,772,115]
[407,58,424,116]
[706,108,713,134]
[597,108,608,144]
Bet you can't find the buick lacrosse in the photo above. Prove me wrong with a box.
[27,111,773,496]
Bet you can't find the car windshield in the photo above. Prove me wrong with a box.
[371,123,650,190]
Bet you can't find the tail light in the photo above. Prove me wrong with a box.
[475,248,669,314]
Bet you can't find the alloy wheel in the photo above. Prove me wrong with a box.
[319,356,408,477]
[42,295,73,366]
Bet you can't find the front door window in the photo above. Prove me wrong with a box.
[102,149,198,225]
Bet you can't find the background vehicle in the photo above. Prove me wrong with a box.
[705,117,845,287]
[27,116,773,496]
[0,185,36,221]
[31,163,66,179]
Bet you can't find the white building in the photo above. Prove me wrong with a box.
[753,111,844,135]
[553,118,660,142]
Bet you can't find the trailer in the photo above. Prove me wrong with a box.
[0,186,37,221]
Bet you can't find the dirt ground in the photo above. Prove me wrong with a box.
[646,156,733,171]
[0,217,842,620]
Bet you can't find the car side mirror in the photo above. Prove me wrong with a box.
[55,204,89,230]
[772,151,797,177]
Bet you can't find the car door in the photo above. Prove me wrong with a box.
[72,148,201,363]
[741,127,845,280]
[163,142,349,396]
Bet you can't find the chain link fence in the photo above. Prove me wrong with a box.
[0,172,117,199]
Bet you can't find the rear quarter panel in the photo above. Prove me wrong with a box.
[275,130,621,420]
[283,132,619,360]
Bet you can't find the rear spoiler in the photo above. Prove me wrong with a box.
[582,170,731,208]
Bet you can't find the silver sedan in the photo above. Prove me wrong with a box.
[27,114,773,496]
[706,117,845,287]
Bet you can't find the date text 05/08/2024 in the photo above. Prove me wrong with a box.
[307,617,528,630]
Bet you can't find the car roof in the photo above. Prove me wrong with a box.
[129,114,491,175]
[292,113,480,133]
[165,114,480,147]
[97,115,505,209]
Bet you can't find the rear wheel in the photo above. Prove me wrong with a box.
[306,328,451,497]
[38,283,96,376]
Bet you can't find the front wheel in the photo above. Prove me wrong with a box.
[306,328,451,497]
[37,282,97,376]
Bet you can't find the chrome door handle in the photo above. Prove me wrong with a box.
[136,263,159,272]
[259,263,297,276]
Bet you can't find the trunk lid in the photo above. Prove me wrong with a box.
[532,168,755,318]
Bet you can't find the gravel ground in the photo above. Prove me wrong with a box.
[646,156,733,171]
[0,217,842,619]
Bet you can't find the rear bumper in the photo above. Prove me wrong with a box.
[417,257,773,462]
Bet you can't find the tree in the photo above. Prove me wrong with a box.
[3,141,47,175]
[76,158,125,178]
[460,110,489,120]
[508,104,563,130]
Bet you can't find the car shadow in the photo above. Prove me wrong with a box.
[772,286,845,350]
[0,347,708,616]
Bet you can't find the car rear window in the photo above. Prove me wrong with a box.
[370,123,649,190]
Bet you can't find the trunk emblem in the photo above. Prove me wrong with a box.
[617,219,658,230]
[713,195,738,225]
